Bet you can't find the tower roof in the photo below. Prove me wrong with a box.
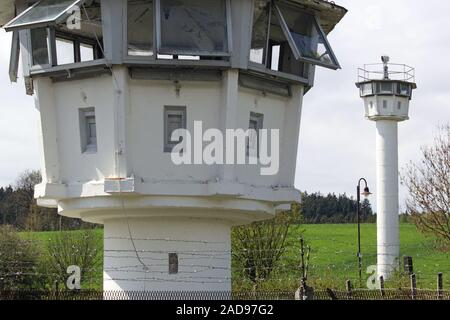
[1,0,347,33]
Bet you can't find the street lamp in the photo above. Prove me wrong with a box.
[357,178,371,284]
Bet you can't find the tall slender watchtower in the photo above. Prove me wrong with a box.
[356,57,417,278]
[1,0,346,293]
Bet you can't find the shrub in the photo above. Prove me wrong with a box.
[232,204,302,290]
[45,230,102,289]
[0,226,42,290]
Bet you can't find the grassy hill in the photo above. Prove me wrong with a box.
[21,223,449,291]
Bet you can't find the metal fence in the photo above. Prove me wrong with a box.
[0,289,448,301]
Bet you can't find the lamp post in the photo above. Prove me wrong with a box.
[357,178,371,284]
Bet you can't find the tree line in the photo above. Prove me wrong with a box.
[299,192,375,224]
[0,170,95,231]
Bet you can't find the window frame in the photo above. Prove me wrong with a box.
[9,31,21,82]
[28,27,54,69]
[53,29,101,64]
[4,0,84,32]
[124,0,157,61]
[79,107,98,154]
[247,112,264,158]
[249,0,272,66]
[164,105,187,153]
[273,2,340,70]
[155,0,233,58]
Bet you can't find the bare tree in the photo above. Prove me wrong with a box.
[401,124,450,249]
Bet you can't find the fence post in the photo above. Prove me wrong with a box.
[437,273,443,300]
[346,280,352,300]
[54,280,59,300]
[403,256,414,275]
[300,237,307,300]
[410,274,417,300]
[379,276,385,298]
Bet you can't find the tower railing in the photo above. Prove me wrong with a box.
[357,63,415,83]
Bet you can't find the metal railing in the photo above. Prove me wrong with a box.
[358,63,415,83]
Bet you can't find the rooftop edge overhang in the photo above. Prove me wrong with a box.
[287,0,347,34]
[355,79,418,90]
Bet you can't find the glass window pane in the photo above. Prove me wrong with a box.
[5,0,80,30]
[31,28,49,66]
[380,82,392,92]
[400,83,410,96]
[128,0,154,56]
[361,83,373,95]
[265,7,304,76]
[250,0,270,64]
[80,43,95,61]
[277,3,339,69]
[56,38,75,65]
[159,0,228,55]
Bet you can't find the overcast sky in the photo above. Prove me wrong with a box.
[0,0,449,212]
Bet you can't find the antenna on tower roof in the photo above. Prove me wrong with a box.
[381,55,390,80]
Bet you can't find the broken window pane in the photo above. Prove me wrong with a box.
[159,0,228,55]
[31,28,50,66]
[250,0,270,64]
[128,0,154,56]
[56,38,75,65]
[56,1,103,61]
[276,3,339,69]
[58,1,103,41]
[4,0,81,31]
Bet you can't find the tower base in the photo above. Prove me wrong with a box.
[103,217,232,292]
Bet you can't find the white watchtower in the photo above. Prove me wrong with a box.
[356,56,417,279]
[1,0,346,293]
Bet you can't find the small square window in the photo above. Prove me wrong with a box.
[169,253,178,274]
[248,112,264,157]
[383,100,388,109]
[164,106,186,153]
[79,108,97,153]
[380,82,392,93]
[399,83,410,96]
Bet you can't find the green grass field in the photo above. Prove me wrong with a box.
[299,223,449,289]
[21,223,449,291]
